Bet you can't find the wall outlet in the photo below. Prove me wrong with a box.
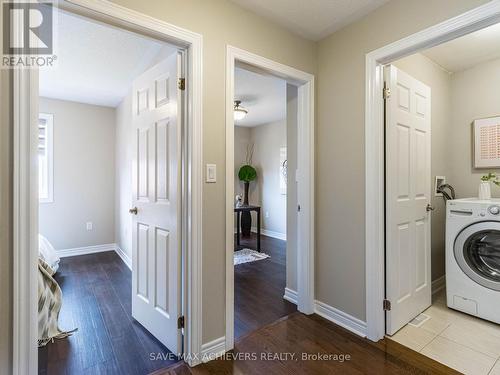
[265,211,270,218]
[86,222,93,231]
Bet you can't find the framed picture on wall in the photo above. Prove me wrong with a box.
[473,116,500,168]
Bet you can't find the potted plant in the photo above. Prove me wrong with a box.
[238,145,257,237]
[479,172,500,200]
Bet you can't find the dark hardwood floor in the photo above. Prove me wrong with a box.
[38,251,178,375]
[234,233,296,339]
[154,312,459,375]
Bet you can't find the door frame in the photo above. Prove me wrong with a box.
[12,0,204,373]
[365,0,500,342]
[225,46,315,351]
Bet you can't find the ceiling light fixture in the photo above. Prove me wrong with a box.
[234,100,248,121]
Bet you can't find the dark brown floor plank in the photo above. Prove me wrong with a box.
[153,313,459,375]
[234,233,296,339]
[38,251,178,375]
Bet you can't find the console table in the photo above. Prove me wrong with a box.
[234,205,261,252]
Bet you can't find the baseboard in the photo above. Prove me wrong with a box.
[57,243,117,258]
[432,275,445,296]
[115,245,132,270]
[201,336,226,362]
[250,227,286,241]
[283,288,298,305]
[314,300,367,338]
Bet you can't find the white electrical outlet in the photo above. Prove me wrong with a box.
[86,222,93,231]
[265,211,269,218]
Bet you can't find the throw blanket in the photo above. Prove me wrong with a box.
[38,258,77,347]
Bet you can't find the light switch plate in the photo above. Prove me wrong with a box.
[206,164,216,183]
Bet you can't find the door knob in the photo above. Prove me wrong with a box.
[426,204,435,212]
[129,207,138,215]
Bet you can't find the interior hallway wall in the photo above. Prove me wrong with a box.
[393,53,452,283]
[234,121,287,236]
[251,120,287,235]
[449,57,500,198]
[317,0,489,322]
[39,98,116,250]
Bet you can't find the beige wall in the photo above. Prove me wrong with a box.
[450,57,500,198]
[115,92,133,258]
[234,126,252,205]
[251,121,287,234]
[110,0,317,342]
[393,53,452,282]
[234,121,287,235]
[316,0,489,321]
[39,98,116,250]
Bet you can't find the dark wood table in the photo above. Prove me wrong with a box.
[235,205,261,252]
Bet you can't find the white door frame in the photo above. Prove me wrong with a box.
[225,46,315,351]
[365,0,500,342]
[12,0,204,373]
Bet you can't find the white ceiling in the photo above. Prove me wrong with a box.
[235,66,286,127]
[230,0,389,41]
[422,22,500,73]
[40,11,176,107]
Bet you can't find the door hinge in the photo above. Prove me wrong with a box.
[383,84,391,99]
[178,78,186,91]
[177,315,185,329]
[383,299,391,311]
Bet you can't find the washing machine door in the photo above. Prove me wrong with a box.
[454,221,500,291]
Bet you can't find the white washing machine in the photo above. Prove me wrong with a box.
[446,198,500,324]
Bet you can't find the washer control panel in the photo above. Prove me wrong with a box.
[489,205,500,215]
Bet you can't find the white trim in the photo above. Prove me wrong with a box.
[314,300,367,338]
[365,1,500,342]
[57,243,117,258]
[13,0,204,371]
[201,336,226,363]
[432,276,445,296]
[283,288,298,304]
[225,45,315,352]
[38,113,54,204]
[115,245,132,270]
[57,242,132,270]
[250,227,286,241]
[12,42,39,375]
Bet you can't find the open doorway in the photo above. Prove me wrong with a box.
[379,18,500,375]
[225,47,315,351]
[36,9,185,374]
[232,65,297,339]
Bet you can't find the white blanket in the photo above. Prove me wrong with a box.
[39,234,60,273]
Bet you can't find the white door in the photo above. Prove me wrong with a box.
[131,52,182,353]
[385,65,432,335]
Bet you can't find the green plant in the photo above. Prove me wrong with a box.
[238,165,257,182]
[481,172,500,186]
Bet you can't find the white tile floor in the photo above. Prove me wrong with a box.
[390,289,500,375]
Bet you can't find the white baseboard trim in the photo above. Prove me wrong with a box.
[314,300,367,338]
[250,227,286,241]
[57,243,117,258]
[283,288,298,305]
[201,336,226,362]
[57,243,132,271]
[432,275,445,296]
[115,245,132,270]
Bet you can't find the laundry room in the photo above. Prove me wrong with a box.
[383,22,500,374]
